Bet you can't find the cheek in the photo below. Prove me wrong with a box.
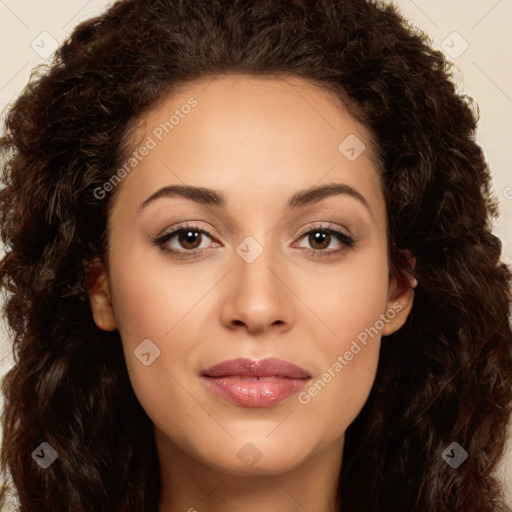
[108,245,210,342]
[107,249,206,430]
[299,243,390,350]
[294,248,389,424]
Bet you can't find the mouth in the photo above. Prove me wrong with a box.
[201,357,311,407]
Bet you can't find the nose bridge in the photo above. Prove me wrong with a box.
[234,232,281,295]
[221,229,293,332]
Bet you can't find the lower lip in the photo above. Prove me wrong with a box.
[203,376,309,407]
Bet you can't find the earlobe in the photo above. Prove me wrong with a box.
[84,258,117,332]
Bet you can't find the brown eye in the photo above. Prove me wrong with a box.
[154,223,219,259]
[177,230,203,250]
[308,231,331,250]
[294,224,357,260]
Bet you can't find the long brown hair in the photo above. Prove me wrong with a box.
[1,0,511,510]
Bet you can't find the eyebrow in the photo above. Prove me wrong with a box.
[139,182,372,216]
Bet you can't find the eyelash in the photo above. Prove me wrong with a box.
[153,222,357,260]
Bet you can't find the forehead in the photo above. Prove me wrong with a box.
[132,73,380,165]
[112,74,385,222]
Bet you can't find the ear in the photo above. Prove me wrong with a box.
[382,250,417,336]
[84,258,117,331]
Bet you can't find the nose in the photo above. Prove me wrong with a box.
[219,240,295,336]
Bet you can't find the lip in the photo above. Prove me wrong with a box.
[201,357,311,407]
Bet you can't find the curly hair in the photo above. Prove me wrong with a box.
[0,0,511,510]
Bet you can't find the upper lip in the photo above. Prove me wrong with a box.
[202,357,311,379]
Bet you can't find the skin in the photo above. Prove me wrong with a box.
[88,74,415,512]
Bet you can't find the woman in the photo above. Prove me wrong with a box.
[0,0,510,510]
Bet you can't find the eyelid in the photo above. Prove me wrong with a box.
[155,220,351,240]
[154,221,217,239]
[295,221,351,239]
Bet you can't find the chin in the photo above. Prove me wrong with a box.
[192,435,314,476]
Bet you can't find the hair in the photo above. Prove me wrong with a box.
[0,0,511,510]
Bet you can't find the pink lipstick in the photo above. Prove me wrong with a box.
[201,357,311,407]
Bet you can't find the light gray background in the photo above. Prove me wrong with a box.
[0,0,511,507]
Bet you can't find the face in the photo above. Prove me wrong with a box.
[89,74,414,476]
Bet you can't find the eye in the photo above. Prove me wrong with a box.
[294,223,356,259]
[153,223,219,260]
[153,221,357,260]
